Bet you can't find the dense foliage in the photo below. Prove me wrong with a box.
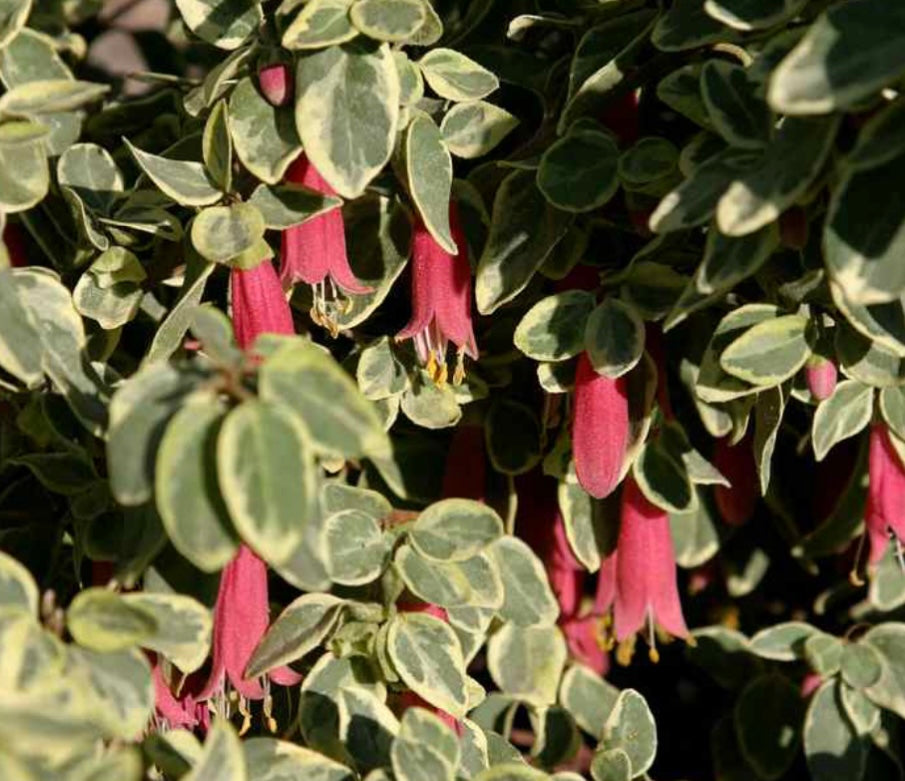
[2,0,905,779]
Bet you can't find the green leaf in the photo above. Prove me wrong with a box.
[228,77,303,185]
[441,101,518,159]
[717,117,838,236]
[560,664,620,738]
[246,593,345,678]
[696,223,779,296]
[406,112,454,253]
[749,621,817,661]
[350,0,427,42]
[185,719,247,781]
[558,480,613,572]
[0,549,38,616]
[601,690,657,777]
[191,203,266,265]
[124,139,222,207]
[848,97,905,171]
[396,546,503,609]
[719,315,812,386]
[0,0,31,49]
[880,386,905,441]
[0,135,48,212]
[387,612,468,718]
[218,400,316,566]
[203,99,232,192]
[700,60,771,150]
[657,64,711,129]
[487,623,566,707]
[811,380,873,461]
[394,50,424,105]
[0,268,43,385]
[244,738,355,781]
[841,642,883,691]
[418,48,498,102]
[122,593,212,674]
[490,537,559,627]
[704,0,805,30]
[537,130,619,213]
[0,78,108,114]
[590,749,631,781]
[283,0,357,50]
[401,376,462,429]
[57,142,123,215]
[248,182,341,230]
[514,291,595,363]
[472,766,547,781]
[653,0,737,51]
[734,674,804,780]
[260,338,387,458]
[295,40,400,199]
[584,298,645,379]
[633,438,696,514]
[825,150,905,306]
[768,0,905,115]
[753,385,785,494]
[476,170,572,315]
[108,361,203,505]
[325,509,388,585]
[804,681,868,781]
[175,0,262,50]
[156,399,238,572]
[67,589,156,653]
[485,400,542,476]
[650,148,757,233]
[410,499,504,562]
[804,633,843,677]
[863,623,905,720]
[618,137,679,189]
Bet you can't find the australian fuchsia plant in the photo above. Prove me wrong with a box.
[2,1,905,780]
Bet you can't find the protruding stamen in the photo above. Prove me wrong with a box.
[238,696,252,736]
[849,532,869,587]
[648,619,660,664]
[453,349,466,386]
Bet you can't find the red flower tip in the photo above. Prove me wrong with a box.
[258,63,292,107]
[396,202,478,386]
[866,424,905,564]
[613,477,688,644]
[561,615,610,676]
[713,435,758,527]
[805,357,838,402]
[572,352,631,499]
[230,261,295,351]
[280,154,371,334]
[397,599,449,623]
[397,690,463,737]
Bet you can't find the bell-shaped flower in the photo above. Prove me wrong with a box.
[805,357,838,402]
[396,202,478,385]
[613,477,688,657]
[151,656,210,732]
[198,546,301,730]
[230,261,294,351]
[866,424,905,564]
[280,154,371,334]
[713,434,758,527]
[572,352,630,499]
[258,62,291,107]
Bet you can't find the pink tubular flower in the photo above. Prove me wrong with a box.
[441,424,486,501]
[713,434,758,527]
[805,357,838,402]
[230,261,294,351]
[152,658,210,732]
[396,202,478,385]
[280,154,370,333]
[572,352,630,499]
[258,63,292,107]
[866,424,905,564]
[198,547,301,722]
[614,478,688,653]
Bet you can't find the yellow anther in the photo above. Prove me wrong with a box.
[436,361,449,386]
[453,352,466,386]
[648,646,661,664]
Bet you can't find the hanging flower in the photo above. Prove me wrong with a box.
[230,261,294,351]
[572,352,630,499]
[396,202,478,385]
[613,477,688,659]
[805,357,838,402]
[865,424,905,565]
[151,657,210,732]
[258,62,292,107]
[198,546,301,731]
[713,434,758,527]
[280,154,371,335]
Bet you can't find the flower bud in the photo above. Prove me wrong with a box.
[805,356,837,401]
[258,62,292,107]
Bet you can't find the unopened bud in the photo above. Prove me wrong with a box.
[805,356,837,401]
[258,63,292,107]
